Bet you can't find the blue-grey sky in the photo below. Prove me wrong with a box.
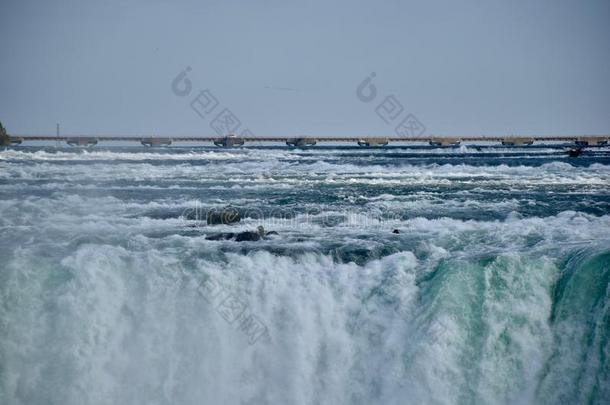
[1,0,609,137]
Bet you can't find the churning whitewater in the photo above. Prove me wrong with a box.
[1,146,609,405]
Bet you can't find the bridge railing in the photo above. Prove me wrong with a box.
[8,134,610,147]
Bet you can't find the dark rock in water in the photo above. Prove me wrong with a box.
[206,226,276,242]
[392,229,400,234]
[235,231,261,242]
[235,225,266,241]
[568,148,582,158]
[206,232,235,241]
[207,208,241,225]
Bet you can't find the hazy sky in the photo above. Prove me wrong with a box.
[1,0,609,137]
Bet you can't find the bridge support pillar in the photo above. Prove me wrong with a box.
[67,137,98,147]
[141,137,172,147]
[358,137,389,147]
[429,137,461,147]
[214,135,245,147]
[502,137,534,146]
[576,137,608,147]
[286,138,317,147]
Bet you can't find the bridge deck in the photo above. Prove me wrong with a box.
[6,134,609,150]
[9,135,610,143]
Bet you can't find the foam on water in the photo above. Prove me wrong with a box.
[1,147,609,404]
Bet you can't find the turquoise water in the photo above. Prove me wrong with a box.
[1,146,609,404]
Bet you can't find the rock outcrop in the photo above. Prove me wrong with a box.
[206,226,276,242]
[568,148,582,158]
[0,122,10,147]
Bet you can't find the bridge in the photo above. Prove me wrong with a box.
[5,134,610,148]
